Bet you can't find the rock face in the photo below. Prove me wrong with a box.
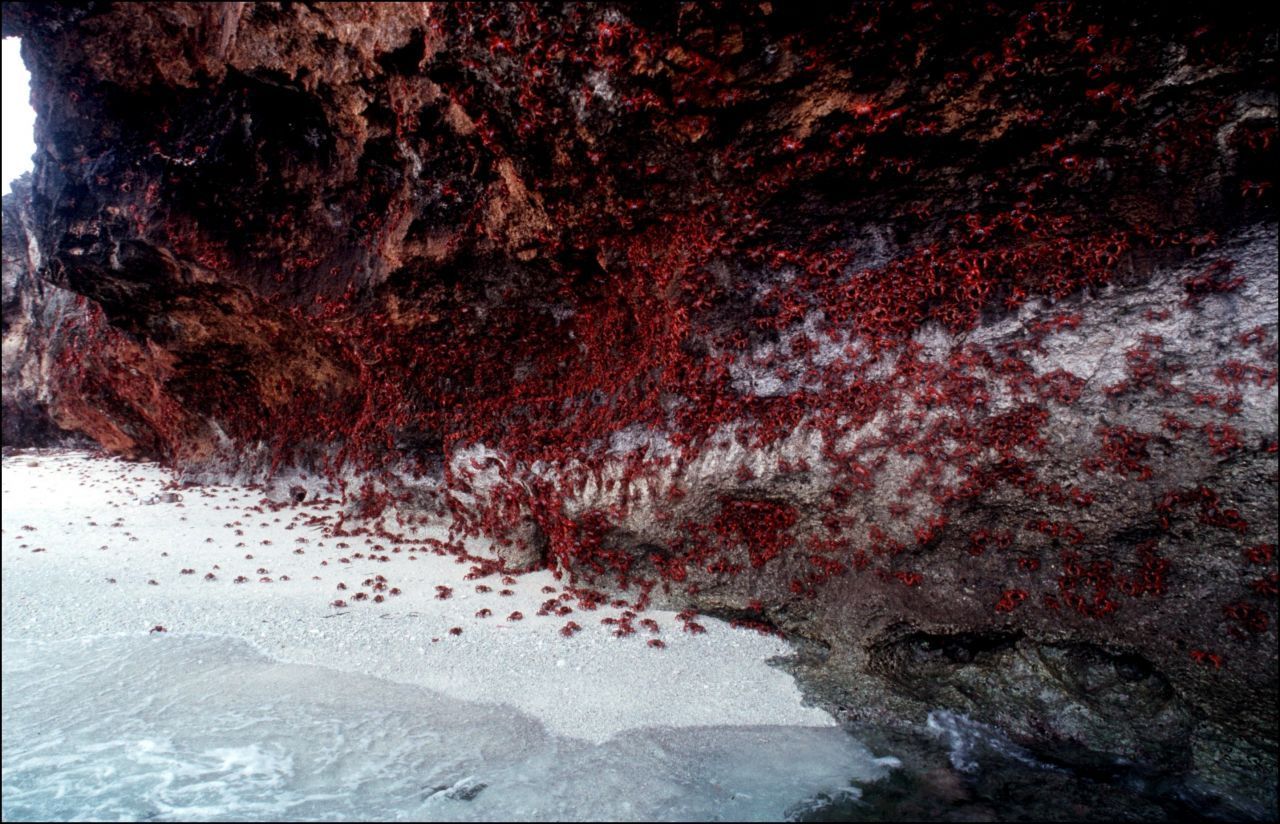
[3,2,1276,814]
[4,173,182,453]
[2,174,66,446]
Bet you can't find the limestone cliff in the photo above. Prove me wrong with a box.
[3,3,1275,814]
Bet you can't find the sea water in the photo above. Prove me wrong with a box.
[1,635,899,821]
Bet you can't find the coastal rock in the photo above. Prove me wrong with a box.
[3,3,1275,813]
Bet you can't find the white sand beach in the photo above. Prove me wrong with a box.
[1,450,844,742]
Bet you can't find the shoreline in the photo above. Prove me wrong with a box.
[2,449,836,744]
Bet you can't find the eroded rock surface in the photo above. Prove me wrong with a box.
[3,174,66,445]
[3,2,1275,814]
